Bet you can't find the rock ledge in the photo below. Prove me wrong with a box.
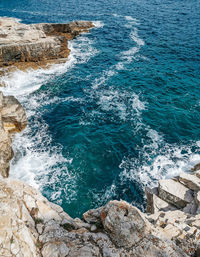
[0,17,94,73]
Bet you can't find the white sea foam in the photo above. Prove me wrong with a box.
[124,16,140,25]
[130,28,145,46]
[91,14,145,92]
[92,69,116,89]
[119,127,200,189]
[120,27,145,64]
[1,36,98,97]
[196,141,200,147]
[93,20,104,28]
[96,88,146,121]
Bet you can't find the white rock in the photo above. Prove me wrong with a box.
[179,172,200,191]
[158,179,193,208]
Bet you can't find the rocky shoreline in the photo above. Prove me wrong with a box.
[0,17,200,257]
[1,168,200,257]
[0,17,94,75]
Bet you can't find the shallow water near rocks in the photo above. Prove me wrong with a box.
[0,0,200,217]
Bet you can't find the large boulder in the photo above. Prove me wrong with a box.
[100,200,151,248]
[145,186,176,214]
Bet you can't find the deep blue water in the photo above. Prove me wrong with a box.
[0,0,200,217]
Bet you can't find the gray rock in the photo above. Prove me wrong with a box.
[83,206,103,224]
[178,172,200,191]
[0,178,196,257]
[195,170,200,179]
[158,179,193,208]
[191,163,200,172]
[101,200,152,248]
[145,186,176,214]
[0,91,27,177]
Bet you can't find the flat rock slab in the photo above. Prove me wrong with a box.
[151,194,177,213]
[178,172,200,191]
[158,179,193,208]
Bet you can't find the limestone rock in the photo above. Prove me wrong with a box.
[1,95,27,133]
[83,206,103,224]
[0,178,193,257]
[195,170,200,179]
[145,186,176,214]
[178,172,200,191]
[183,201,197,214]
[191,163,200,172]
[100,200,151,248]
[0,17,94,71]
[0,126,13,177]
[158,179,193,208]
[0,91,27,177]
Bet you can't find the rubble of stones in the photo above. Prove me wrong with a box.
[1,164,200,257]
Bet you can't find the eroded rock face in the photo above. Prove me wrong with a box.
[0,17,94,71]
[0,91,27,177]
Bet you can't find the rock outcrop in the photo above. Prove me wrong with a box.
[0,178,194,257]
[0,91,27,178]
[1,166,200,256]
[0,17,94,72]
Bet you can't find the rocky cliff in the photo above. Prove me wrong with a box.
[0,17,93,72]
[1,169,200,257]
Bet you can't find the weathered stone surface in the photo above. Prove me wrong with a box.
[158,179,193,208]
[0,126,13,177]
[179,172,200,191]
[0,17,94,71]
[0,91,27,177]
[1,95,27,133]
[183,201,197,214]
[191,163,200,172]
[0,178,194,257]
[83,206,103,224]
[101,200,151,248]
[145,186,176,214]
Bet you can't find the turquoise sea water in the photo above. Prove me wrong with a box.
[0,0,200,217]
